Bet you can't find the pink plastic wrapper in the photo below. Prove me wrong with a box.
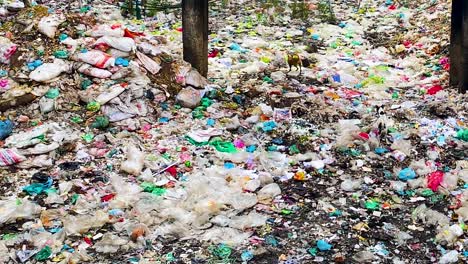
[427,171,444,191]
[0,149,26,166]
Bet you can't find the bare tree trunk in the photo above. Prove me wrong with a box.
[22,0,32,7]
[450,0,467,93]
[182,0,209,77]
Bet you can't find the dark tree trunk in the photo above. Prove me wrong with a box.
[450,0,467,93]
[22,0,32,7]
[182,0,209,77]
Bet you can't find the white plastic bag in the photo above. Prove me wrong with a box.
[120,144,145,176]
[77,64,112,79]
[74,50,115,69]
[38,14,65,38]
[136,51,161,74]
[0,199,41,224]
[94,36,136,52]
[29,59,70,82]
[176,87,203,109]
[88,24,125,37]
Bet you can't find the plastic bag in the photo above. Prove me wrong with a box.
[74,50,116,69]
[185,69,207,88]
[0,148,26,166]
[29,59,70,82]
[176,87,203,109]
[0,198,42,225]
[257,183,281,203]
[94,36,136,52]
[93,234,128,253]
[439,250,458,264]
[62,210,108,235]
[136,51,161,74]
[38,15,65,38]
[77,64,112,79]
[0,120,13,140]
[120,144,145,175]
[109,174,143,208]
[0,37,17,64]
[88,24,125,37]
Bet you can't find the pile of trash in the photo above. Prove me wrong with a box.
[0,0,467,263]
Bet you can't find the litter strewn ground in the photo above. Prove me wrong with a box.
[0,0,467,263]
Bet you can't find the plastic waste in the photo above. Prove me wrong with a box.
[0,148,26,166]
[89,24,125,37]
[353,251,375,262]
[29,59,71,82]
[257,183,281,203]
[439,250,458,264]
[120,144,145,175]
[62,210,109,235]
[398,168,416,181]
[0,198,42,225]
[436,224,463,244]
[0,119,13,140]
[0,37,17,64]
[136,51,161,74]
[427,171,444,191]
[176,87,203,109]
[340,178,362,192]
[317,240,332,251]
[39,97,55,114]
[38,15,65,38]
[34,246,52,261]
[94,36,136,52]
[73,50,116,69]
[77,64,112,78]
[93,234,128,253]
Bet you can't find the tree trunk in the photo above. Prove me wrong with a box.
[450,0,467,93]
[22,0,32,7]
[182,0,209,77]
[461,0,468,93]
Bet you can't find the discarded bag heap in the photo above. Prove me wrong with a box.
[0,0,467,263]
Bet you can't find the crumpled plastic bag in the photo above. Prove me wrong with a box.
[136,51,161,75]
[78,83,126,105]
[94,36,136,52]
[109,174,143,208]
[73,50,116,69]
[120,144,145,176]
[0,37,17,64]
[38,14,65,38]
[88,24,125,37]
[62,210,109,235]
[0,199,42,225]
[77,64,112,79]
[29,59,70,82]
[93,234,128,253]
[0,148,26,166]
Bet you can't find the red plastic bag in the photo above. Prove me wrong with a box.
[427,85,443,95]
[427,171,444,191]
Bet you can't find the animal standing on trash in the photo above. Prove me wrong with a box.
[287,52,302,74]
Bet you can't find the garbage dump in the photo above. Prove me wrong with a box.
[0,0,467,263]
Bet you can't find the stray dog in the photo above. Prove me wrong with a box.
[287,52,302,74]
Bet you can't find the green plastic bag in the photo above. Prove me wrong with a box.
[90,116,110,130]
[35,246,52,261]
[209,139,237,153]
[456,129,468,142]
